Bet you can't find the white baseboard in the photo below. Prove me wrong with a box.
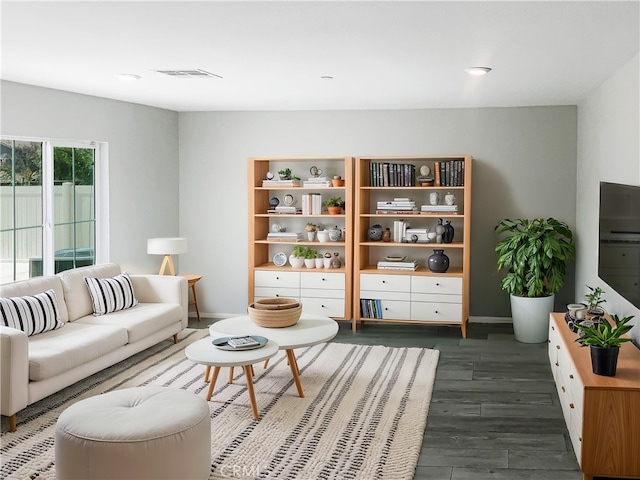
[192,313,514,324]
[469,316,512,324]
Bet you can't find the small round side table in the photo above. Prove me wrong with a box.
[178,274,202,321]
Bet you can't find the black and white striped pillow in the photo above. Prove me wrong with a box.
[0,289,64,336]
[84,272,139,316]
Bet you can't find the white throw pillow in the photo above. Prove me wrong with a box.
[0,289,64,336]
[84,272,139,316]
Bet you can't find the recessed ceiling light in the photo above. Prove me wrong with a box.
[114,73,141,82]
[320,75,334,80]
[465,67,492,76]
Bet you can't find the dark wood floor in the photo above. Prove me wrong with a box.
[190,317,619,480]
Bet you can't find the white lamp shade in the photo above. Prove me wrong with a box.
[147,237,188,255]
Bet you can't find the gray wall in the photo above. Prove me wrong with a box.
[178,107,578,318]
[0,81,180,274]
[576,53,640,343]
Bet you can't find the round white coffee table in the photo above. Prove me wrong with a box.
[185,337,278,420]
[209,314,338,398]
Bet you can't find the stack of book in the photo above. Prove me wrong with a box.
[227,336,261,349]
[302,177,331,188]
[376,198,418,214]
[262,179,301,188]
[376,258,418,271]
[420,204,459,214]
[301,193,322,215]
[266,232,302,242]
[273,205,300,214]
[392,220,408,242]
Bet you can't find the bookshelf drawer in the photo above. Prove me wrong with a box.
[300,272,345,290]
[410,301,462,322]
[254,287,300,300]
[360,290,411,302]
[301,297,345,317]
[411,276,462,295]
[300,288,344,299]
[410,292,462,304]
[254,270,300,288]
[360,273,410,292]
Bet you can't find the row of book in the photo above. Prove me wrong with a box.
[369,163,416,187]
[301,193,323,215]
[391,220,409,242]
[302,176,331,188]
[434,160,465,187]
[360,298,383,319]
[266,232,303,242]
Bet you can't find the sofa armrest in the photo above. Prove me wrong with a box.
[129,275,188,329]
[0,326,29,418]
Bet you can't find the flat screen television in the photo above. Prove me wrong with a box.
[598,181,640,309]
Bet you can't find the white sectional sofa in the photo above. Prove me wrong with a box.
[0,263,188,432]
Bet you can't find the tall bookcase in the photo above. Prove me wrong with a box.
[248,157,354,321]
[353,156,472,337]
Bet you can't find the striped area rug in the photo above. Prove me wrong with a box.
[1,329,439,480]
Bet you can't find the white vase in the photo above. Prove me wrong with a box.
[317,231,330,243]
[510,293,555,343]
[307,231,316,241]
[314,258,323,268]
[323,258,332,268]
[288,255,304,268]
[304,258,315,268]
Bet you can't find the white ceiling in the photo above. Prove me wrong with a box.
[1,1,638,112]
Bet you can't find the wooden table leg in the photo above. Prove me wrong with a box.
[206,366,221,401]
[190,284,201,321]
[286,349,304,398]
[243,365,260,420]
[263,358,270,369]
[228,367,234,384]
[204,366,211,382]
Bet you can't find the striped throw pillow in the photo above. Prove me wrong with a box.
[0,289,64,336]
[84,272,139,316]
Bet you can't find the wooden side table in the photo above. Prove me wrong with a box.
[178,274,202,321]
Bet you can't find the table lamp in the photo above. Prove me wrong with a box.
[147,237,187,275]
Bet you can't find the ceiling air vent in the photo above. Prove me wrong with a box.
[155,69,222,79]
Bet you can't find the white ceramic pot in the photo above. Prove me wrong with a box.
[510,293,555,343]
[323,258,332,268]
[304,258,315,268]
[289,255,304,268]
[317,231,330,243]
[306,231,316,241]
[314,258,323,268]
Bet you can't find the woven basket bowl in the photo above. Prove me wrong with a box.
[248,302,302,328]
[253,297,300,311]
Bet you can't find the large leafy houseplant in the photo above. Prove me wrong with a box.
[495,218,576,298]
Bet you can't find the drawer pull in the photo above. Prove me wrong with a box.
[569,403,574,409]
[382,280,386,284]
[322,278,326,281]
[561,386,566,393]
[276,294,280,297]
[552,326,555,331]
[276,276,280,280]
[436,283,440,286]
[435,310,439,314]
[569,374,574,379]
[556,345,560,350]
[384,307,388,311]
[555,362,559,366]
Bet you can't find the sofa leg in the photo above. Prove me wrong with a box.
[173,333,178,344]
[9,414,16,432]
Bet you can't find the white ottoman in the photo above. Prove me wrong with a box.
[55,387,211,480]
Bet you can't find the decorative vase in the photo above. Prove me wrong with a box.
[427,249,449,273]
[330,252,341,269]
[368,224,383,241]
[429,191,440,206]
[445,192,456,206]
[289,255,304,268]
[329,226,342,242]
[442,220,454,243]
[323,256,332,268]
[306,231,316,241]
[304,258,315,268]
[328,206,342,215]
[317,230,330,243]
[314,257,323,268]
[382,228,391,242]
[435,218,445,244]
[590,345,620,377]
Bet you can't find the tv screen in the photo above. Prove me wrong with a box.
[598,181,640,309]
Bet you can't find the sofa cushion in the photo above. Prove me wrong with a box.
[75,303,182,343]
[0,275,69,323]
[85,273,139,315]
[58,263,121,321]
[28,322,128,381]
[0,289,64,336]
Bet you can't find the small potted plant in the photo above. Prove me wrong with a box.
[278,168,300,185]
[323,197,345,215]
[332,175,345,187]
[305,222,317,241]
[575,314,634,376]
[303,247,318,268]
[584,285,606,319]
[289,245,305,268]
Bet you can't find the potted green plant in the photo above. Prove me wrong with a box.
[495,217,576,343]
[305,222,317,241]
[323,197,345,214]
[302,247,318,268]
[277,168,300,182]
[575,314,634,376]
[584,285,606,319]
[289,245,305,268]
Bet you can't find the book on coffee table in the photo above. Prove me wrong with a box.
[227,336,261,349]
